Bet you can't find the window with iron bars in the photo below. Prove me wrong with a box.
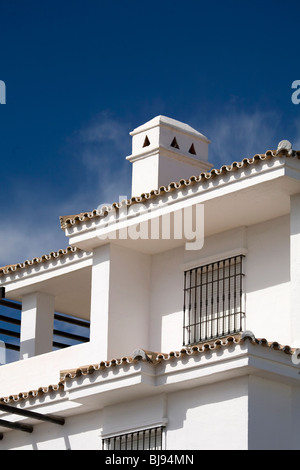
[183,255,245,345]
[102,426,165,450]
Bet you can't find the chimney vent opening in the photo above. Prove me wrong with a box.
[170,137,180,149]
[189,143,196,155]
[143,135,151,147]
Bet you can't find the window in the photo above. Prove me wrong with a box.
[183,255,245,345]
[102,426,165,450]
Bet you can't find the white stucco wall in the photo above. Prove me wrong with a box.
[149,215,291,354]
[89,243,151,361]
[245,215,290,344]
[0,378,249,450]
[166,377,248,450]
[0,214,291,400]
[248,375,300,450]
[0,341,92,397]
[0,408,103,450]
[2,358,300,450]
[149,245,184,353]
[107,243,151,359]
[6,374,300,451]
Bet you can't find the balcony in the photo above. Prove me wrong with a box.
[0,287,90,366]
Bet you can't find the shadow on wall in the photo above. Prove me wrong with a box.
[149,245,185,353]
[0,409,103,450]
[166,375,248,450]
[245,215,290,294]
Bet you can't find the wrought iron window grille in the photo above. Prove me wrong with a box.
[102,426,165,451]
[183,255,245,345]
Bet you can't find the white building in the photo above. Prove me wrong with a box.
[0,116,300,450]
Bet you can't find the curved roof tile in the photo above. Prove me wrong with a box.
[0,246,89,277]
[0,333,296,405]
[59,149,300,230]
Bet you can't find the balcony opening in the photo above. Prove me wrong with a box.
[183,255,245,345]
[0,288,21,365]
[52,312,90,350]
[0,288,90,364]
[0,302,21,365]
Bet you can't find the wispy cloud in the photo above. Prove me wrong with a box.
[0,223,66,267]
[63,111,132,211]
[189,99,300,170]
[1,107,299,267]
[292,118,300,150]
[195,106,283,168]
[0,112,133,266]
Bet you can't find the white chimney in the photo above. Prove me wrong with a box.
[126,115,213,197]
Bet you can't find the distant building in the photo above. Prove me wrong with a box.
[1,116,300,450]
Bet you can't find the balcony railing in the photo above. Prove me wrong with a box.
[183,255,245,345]
[52,313,90,350]
[0,299,21,358]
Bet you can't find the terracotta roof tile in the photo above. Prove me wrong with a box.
[52,333,300,382]
[0,384,64,404]
[0,332,295,406]
[59,149,300,230]
[0,246,88,277]
[2,149,299,277]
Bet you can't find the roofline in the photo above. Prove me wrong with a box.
[2,148,299,276]
[129,115,211,143]
[0,246,90,277]
[59,149,300,230]
[0,332,297,405]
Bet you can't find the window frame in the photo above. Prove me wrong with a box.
[183,253,246,346]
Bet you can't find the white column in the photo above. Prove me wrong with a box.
[89,244,111,360]
[0,340,6,365]
[290,193,300,346]
[89,244,151,361]
[107,244,150,359]
[20,292,55,359]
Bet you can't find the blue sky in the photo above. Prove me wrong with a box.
[0,0,300,266]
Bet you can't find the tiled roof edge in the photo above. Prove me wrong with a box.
[0,383,64,404]
[55,333,299,380]
[59,149,300,230]
[0,333,297,405]
[0,246,90,277]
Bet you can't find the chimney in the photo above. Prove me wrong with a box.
[126,115,213,197]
